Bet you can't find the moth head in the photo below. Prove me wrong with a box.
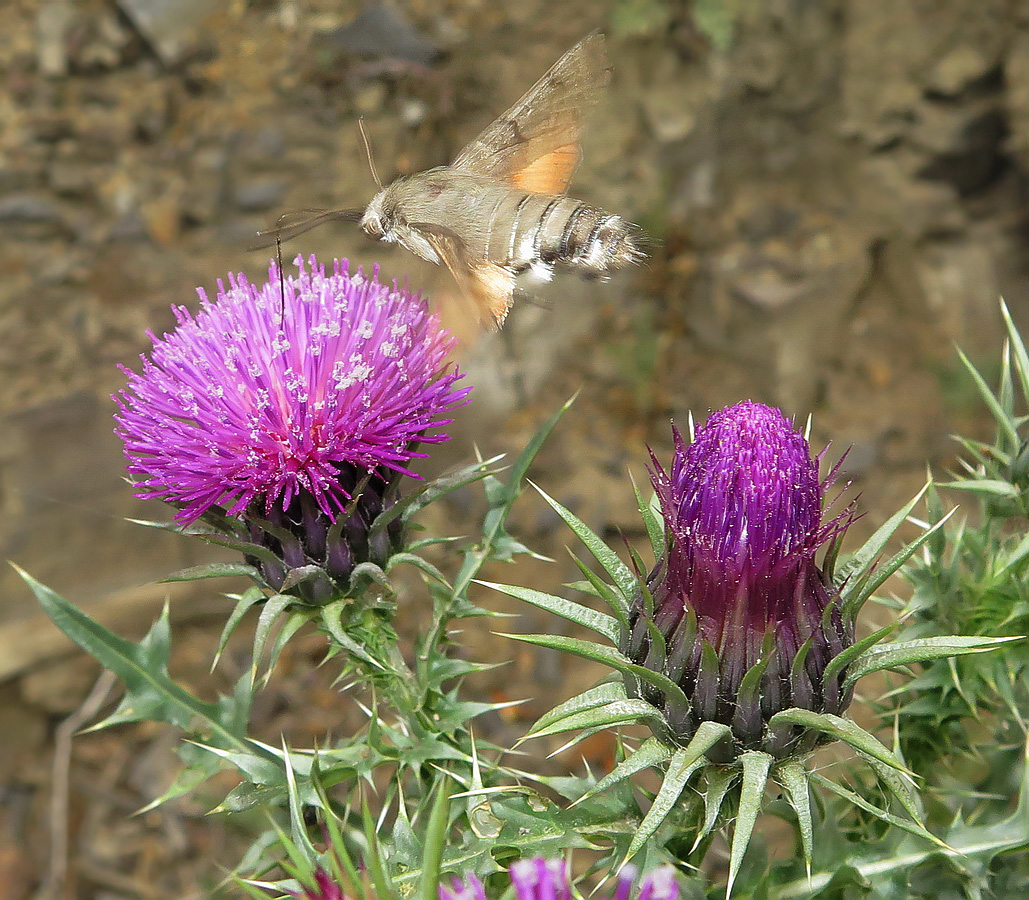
[360,192,390,240]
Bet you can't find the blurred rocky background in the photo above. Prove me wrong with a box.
[2,0,1029,896]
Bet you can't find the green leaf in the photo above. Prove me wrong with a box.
[502,632,690,715]
[821,623,895,688]
[842,508,956,619]
[159,562,261,583]
[419,777,451,900]
[214,589,266,670]
[371,455,503,534]
[768,708,914,776]
[17,567,264,760]
[387,552,451,587]
[693,766,738,852]
[571,737,672,806]
[252,593,295,684]
[1002,299,1029,404]
[363,797,394,900]
[809,774,947,849]
[631,472,665,560]
[530,681,627,734]
[532,484,636,621]
[525,699,667,740]
[318,601,386,671]
[837,484,929,595]
[477,581,620,643]
[774,759,812,873]
[727,751,773,898]
[941,478,1021,498]
[957,345,1020,447]
[625,721,732,860]
[508,394,577,500]
[843,635,1018,692]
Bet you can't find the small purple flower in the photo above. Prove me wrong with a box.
[439,858,679,900]
[116,255,469,599]
[622,401,856,756]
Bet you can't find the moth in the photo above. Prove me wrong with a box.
[255,34,645,330]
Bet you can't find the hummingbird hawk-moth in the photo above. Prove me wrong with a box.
[255,34,645,330]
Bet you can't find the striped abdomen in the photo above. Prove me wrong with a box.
[484,191,645,278]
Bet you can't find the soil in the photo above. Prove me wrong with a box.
[2,0,1029,897]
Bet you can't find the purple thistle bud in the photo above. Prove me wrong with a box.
[439,859,679,900]
[115,255,469,600]
[294,866,349,900]
[622,401,857,757]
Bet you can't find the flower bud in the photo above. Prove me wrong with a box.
[622,401,856,757]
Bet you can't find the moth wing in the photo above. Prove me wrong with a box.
[450,33,608,195]
[419,225,516,331]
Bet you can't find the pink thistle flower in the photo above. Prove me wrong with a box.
[439,858,679,900]
[115,255,469,598]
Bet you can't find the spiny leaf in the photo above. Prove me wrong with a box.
[842,508,956,620]
[624,721,732,860]
[1002,299,1029,405]
[837,484,929,595]
[252,594,295,684]
[956,345,1020,447]
[370,455,504,535]
[843,635,1018,692]
[418,776,451,900]
[774,759,813,874]
[631,471,665,560]
[159,562,261,583]
[809,774,948,849]
[319,601,386,671]
[530,681,627,734]
[524,699,667,741]
[693,766,738,852]
[214,589,266,670]
[727,751,773,898]
[571,737,672,806]
[477,580,620,642]
[18,567,264,759]
[768,708,915,776]
[502,632,690,714]
[531,483,636,620]
[625,747,703,860]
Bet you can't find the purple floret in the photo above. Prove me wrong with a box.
[115,255,469,523]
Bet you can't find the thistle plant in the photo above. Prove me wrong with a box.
[17,251,1029,900]
[486,399,1015,891]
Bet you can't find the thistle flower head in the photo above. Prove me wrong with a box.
[439,858,679,900]
[623,400,856,757]
[115,255,469,599]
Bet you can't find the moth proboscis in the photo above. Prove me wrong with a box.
[252,33,646,331]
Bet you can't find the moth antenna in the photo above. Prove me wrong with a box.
[358,118,383,190]
[276,231,285,324]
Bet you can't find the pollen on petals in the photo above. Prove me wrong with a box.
[115,256,470,523]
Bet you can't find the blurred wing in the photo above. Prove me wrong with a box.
[249,208,363,250]
[420,226,516,331]
[451,33,608,196]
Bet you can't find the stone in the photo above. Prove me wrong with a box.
[927,45,994,97]
[117,0,226,65]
